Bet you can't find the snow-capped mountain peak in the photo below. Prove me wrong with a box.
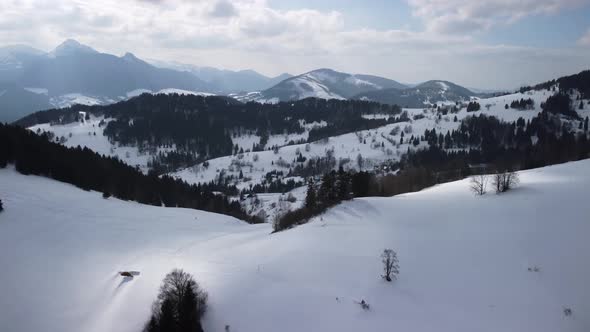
[49,39,98,57]
[234,68,407,103]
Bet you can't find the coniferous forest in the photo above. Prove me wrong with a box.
[16,95,402,169]
[274,109,590,231]
[0,123,261,223]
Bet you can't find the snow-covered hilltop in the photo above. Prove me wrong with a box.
[233,68,407,103]
[354,79,478,107]
[1,159,589,332]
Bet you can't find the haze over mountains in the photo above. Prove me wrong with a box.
[0,39,289,122]
[0,39,486,123]
[233,68,408,103]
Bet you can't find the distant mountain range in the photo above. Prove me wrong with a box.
[0,39,295,122]
[233,68,407,103]
[232,69,480,107]
[148,60,292,93]
[1,39,484,123]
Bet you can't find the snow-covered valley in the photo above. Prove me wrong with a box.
[25,87,590,221]
[1,160,589,332]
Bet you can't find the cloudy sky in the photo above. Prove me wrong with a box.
[1,0,589,89]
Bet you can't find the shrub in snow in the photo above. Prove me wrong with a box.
[359,299,371,310]
[470,174,489,195]
[286,193,297,203]
[381,249,400,282]
[102,191,111,199]
[492,171,519,193]
[563,307,572,317]
[144,269,208,332]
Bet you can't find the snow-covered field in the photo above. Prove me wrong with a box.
[25,87,590,219]
[29,115,175,172]
[1,160,589,332]
[172,89,565,189]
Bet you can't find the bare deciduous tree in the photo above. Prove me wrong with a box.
[470,174,489,195]
[381,249,400,282]
[145,268,208,332]
[492,171,519,193]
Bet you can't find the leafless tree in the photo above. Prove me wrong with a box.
[381,249,400,282]
[470,174,489,195]
[492,171,519,193]
[158,269,208,318]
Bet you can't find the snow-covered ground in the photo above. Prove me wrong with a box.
[25,87,590,200]
[28,115,175,172]
[50,93,113,109]
[1,160,589,332]
[171,89,561,189]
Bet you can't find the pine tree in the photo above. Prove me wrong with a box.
[336,167,351,201]
[580,100,584,110]
[585,117,589,132]
[305,179,316,210]
[318,171,337,205]
[0,199,3,212]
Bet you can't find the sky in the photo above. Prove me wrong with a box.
[1,0,589,89]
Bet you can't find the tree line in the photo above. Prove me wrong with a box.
[0,124,261,223]
[519,69,590,99]
[15,95,402,172]
[274,110,590,231]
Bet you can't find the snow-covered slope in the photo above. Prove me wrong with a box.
[172,88,565,189]
[28,115,176,172]
[355,80,476,107]
[1,160,589,332]
[235,68,406,103]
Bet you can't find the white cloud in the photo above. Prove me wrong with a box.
[0,0,588,89]
[407,0,587,34]
[578,28,590,46]
[208,0,238,18]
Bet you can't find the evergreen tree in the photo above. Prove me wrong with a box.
[580,100,584,110]
[336,167,351,201]
[305,179,317,210]
[0,199,3,212]
[585,117,589,132]
[318,171,337,205]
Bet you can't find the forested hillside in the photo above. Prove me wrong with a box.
[0,124,259,223]
[17,94,402,170]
